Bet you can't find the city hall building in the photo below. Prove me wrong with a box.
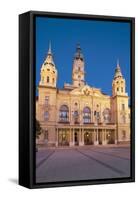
[36,43,130,147]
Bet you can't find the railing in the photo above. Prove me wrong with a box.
[57,121,115,126]
[58,121,70,124]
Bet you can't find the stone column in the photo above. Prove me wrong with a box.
[81,129,84,146]
[114,129,117,144]
[97,128,99,145]
[55,128,58,147]
[70,128,74,146]
[102,129,107,145]
[94,129,99,145]
[101,129,104,145]
[79,128,83,146]
[72,128,75,146]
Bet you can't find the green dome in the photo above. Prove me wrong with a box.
[114,61,123,79]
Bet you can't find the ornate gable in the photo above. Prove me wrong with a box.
[70,85,109,98]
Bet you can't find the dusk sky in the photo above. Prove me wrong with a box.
[35,16,131,96]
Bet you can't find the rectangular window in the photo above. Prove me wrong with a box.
[45,96,49,105]
[122,104,125,110]
[122,130,126,140]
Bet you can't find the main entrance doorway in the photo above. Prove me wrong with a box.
[74,132,79,145]
[58,129,69,146]
[84,132,92,145]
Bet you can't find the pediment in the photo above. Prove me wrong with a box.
[70,85,109,98]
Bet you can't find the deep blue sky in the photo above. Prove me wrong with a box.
[36,16,130,96]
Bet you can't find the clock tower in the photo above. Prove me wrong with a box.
[72,44,85,87]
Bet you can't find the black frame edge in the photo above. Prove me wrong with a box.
[19,12,32,188]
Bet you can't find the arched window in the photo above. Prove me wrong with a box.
[52,78,55,84]
[59,105,69,122]
[103,108,111,123]
[83,107,91,123]
[47,76,49,83]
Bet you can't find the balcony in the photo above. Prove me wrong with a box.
[58,120,70,124]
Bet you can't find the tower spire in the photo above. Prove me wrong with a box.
[74,43,84,60]
[48,41,52,55]
[117,58,119,67]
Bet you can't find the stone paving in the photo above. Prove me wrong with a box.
[36,146,131,183]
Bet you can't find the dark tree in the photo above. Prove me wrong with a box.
[36,119,42,138]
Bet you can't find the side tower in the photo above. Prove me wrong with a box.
[111,60,130,143]
[39,42,57,87]
[36,43,58,146]
[72,44,85,87]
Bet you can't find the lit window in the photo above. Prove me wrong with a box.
[59,105,69,122]
[103,108,111,123]
[44,111,49,121]
[83,107,91,123]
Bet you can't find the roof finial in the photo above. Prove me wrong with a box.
[117,58,120,68]
[48,41,52,55]
[77,43,81,50]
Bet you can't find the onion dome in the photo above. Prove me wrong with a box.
[114,59,123,79]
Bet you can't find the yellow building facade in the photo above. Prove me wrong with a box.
[36,44,130,147]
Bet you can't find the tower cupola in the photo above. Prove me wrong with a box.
[112,60,126,96]
[39,42,57,88]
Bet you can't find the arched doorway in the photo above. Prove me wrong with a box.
[74,132,79,145]
[107,130,115,144]
[58,129,69,146]
[84,132,92,145]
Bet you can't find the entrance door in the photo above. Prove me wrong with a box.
[84,132,92,145]
[58,130,69,146]
[74,132,79,145]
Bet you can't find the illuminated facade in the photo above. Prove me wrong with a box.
[36,43,130,147]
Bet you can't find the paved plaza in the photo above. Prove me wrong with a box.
[36,146,130,183]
